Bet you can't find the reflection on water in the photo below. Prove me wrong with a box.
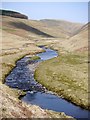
[37,47,58,61]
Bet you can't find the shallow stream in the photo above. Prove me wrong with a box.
[5,46,89,119]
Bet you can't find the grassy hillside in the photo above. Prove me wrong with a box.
[49,23,88,53]
[1,16,83,39]
[1,16,54,39]
[40,19,83,36]
[68,25,88,52]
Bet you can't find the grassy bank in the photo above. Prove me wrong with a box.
[35,52,89,110]
[1,44,74,119]
[1,43,43,98]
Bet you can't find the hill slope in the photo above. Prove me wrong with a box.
[1,13,83,39]
[1,16,54,38]
[0,9,28,19]
[40,19,83,37]
[51,22,88,53]
[67,23,88,52]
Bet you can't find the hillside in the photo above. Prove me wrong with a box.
[1,12,83,39]
[66,23,88,52]
[51,23,88,53]
[0,9,28,19]
[40,19,83,37]
[62,24,88,52]
[1,16,54,38]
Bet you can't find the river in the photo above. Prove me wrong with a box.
[5,46,89,119]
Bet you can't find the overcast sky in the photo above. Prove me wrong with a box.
[1,2,88,23]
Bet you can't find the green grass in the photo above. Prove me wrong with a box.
[0,27,17,31]
[34,53,89,110]
[30,55,41,61]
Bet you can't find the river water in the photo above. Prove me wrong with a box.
[5,46,89,119]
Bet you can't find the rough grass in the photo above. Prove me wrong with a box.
[30,55,41,61]
[35,52,89,110]
[0,29,43,83]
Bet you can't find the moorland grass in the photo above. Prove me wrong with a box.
[34,52,89,110]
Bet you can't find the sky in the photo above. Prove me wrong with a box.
[1,2,88,23]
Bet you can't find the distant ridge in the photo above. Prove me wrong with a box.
[40,19,83,36]
[0,9,28,19]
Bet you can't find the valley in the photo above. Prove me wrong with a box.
[0,9,89,119]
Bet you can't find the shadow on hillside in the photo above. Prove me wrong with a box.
[9,22,54,37]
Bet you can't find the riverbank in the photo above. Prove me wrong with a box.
[35,48,89,110]
[5,47,89,118]
[1,83,74,118]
